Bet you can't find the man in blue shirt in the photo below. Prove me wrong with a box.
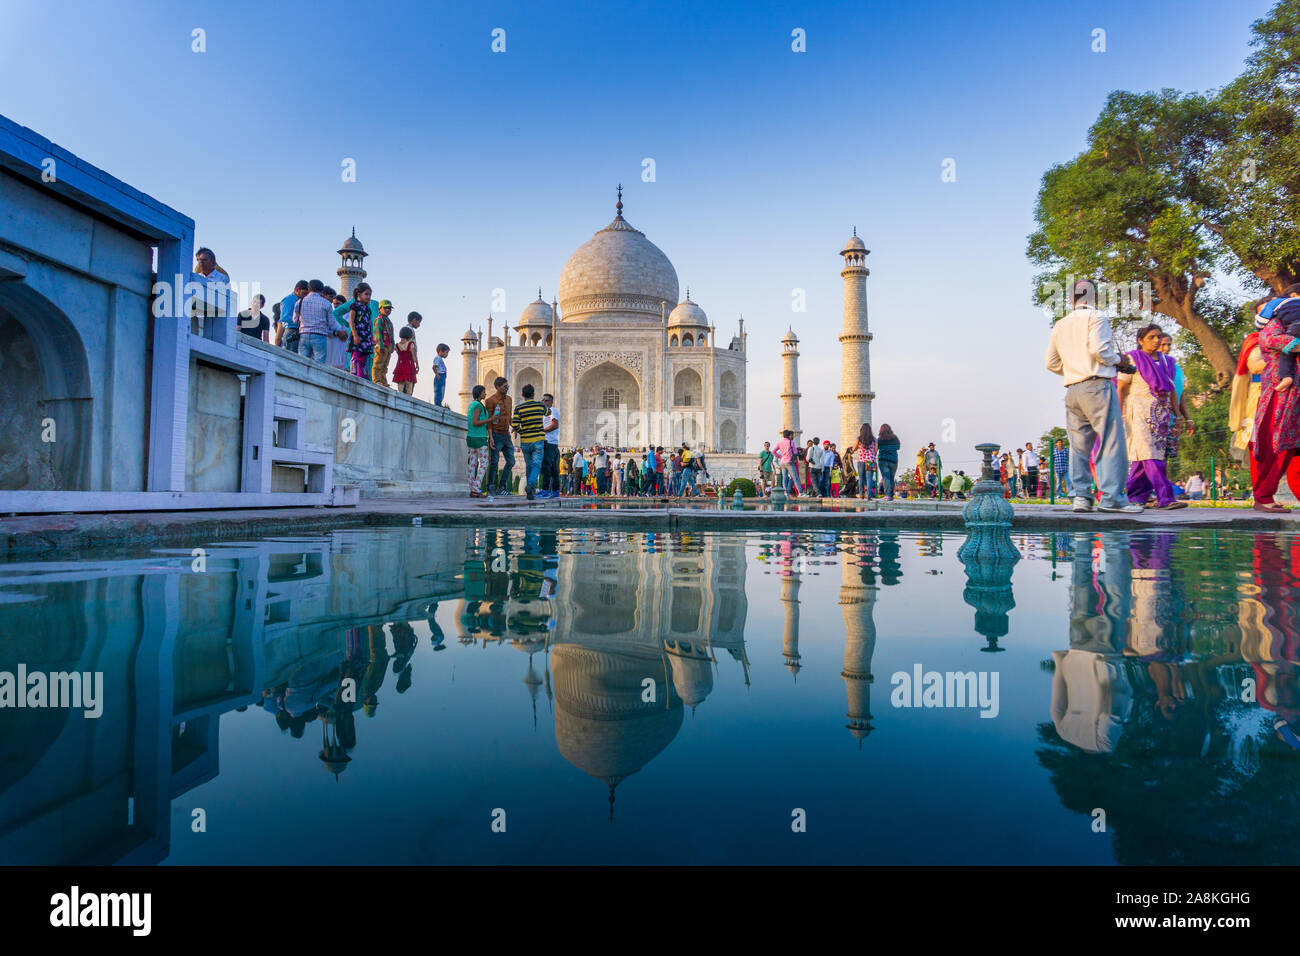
[279,280,308,353]
[1053,439,1069,497]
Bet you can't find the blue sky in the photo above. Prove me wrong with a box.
[1,0,1271,462]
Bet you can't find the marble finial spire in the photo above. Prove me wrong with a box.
[616,183,623,218]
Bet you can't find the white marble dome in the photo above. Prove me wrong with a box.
[558,204,679,322]
[667,294,707,328]
[518,292,553,327]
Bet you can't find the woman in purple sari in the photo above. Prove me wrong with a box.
[1117,324,1189,509]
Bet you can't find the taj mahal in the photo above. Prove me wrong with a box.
[452,187,875,454]
[458,187,747,451]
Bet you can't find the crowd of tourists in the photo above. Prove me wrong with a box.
[462,375,717,502]
[200,249,452,405]
[757,425,908,499]
[1048,278,1300,514]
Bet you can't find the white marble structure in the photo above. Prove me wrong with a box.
[465,188,748,452]
[0,115,465,512]
[838,228,875,448]
[780,327,801,441]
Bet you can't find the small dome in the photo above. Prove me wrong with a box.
[782,327,799,344]
[340,227,365,253]
[519,291,553,327]
[841,228,868,256]
[667,291,708,328]
[462,326,477,342]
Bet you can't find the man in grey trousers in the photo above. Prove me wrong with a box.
[1045,280,1143,514]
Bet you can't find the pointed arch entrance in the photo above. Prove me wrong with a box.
[577,361,640,448]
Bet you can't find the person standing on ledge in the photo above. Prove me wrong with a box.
[432,343,450,407]
[371,300,396,386]
[392,326,418,395]
[278,280,309,354]
[1045,279,1143,513]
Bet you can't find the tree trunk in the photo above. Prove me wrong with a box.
[1253,266,1300,294]
[1174,305,1238,389]
[1149,278,1237,389]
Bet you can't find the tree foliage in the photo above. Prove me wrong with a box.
[1028,0,1300,390]
[1208,0,1300,290]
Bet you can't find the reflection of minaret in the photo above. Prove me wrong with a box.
[781,574,802,679]
[840,538,879,745]
[523,653,543,729]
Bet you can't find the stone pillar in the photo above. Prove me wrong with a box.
[840,535,878,744]
[780,329,801,441]
[838,231,874,449]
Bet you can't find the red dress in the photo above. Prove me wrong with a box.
[1253,319,1300,454]
[393,342,417,384]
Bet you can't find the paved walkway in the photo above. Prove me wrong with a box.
[2,494,1295,558]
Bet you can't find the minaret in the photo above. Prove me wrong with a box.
[840,533,879,746]
[781,573,802,679]
[337,227,368,298]
[838,228,874,449]
[780,328,801,441]
[459,326,480,414]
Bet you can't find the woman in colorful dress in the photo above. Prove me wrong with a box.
[466,385,491,498]
[1117,324,1188,509]
[855,424,876,500]
[1251,297,1300,512]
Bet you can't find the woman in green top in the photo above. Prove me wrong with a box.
[467,385,492,498]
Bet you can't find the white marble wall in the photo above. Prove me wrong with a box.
[268,343,468,496]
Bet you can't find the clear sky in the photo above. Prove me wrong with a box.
[0,0,1271,466]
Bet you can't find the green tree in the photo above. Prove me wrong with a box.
[1206,0,1300,292]
[1038,425,1067,453]
[1028,90,1240,387]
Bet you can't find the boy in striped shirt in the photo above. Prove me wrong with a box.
[511,384,549,501]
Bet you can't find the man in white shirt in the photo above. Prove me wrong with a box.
[1045,280,1141,513]
[1021,443,1040,499]
[540,393,560,497]
[807,438,824,497]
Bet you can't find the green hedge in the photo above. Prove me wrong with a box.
[724,478,757,498]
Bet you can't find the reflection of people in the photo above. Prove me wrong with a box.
[1051,532,1134,753]
[1240,533,1300,745]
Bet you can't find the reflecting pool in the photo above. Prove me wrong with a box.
[0,525,1297,865]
